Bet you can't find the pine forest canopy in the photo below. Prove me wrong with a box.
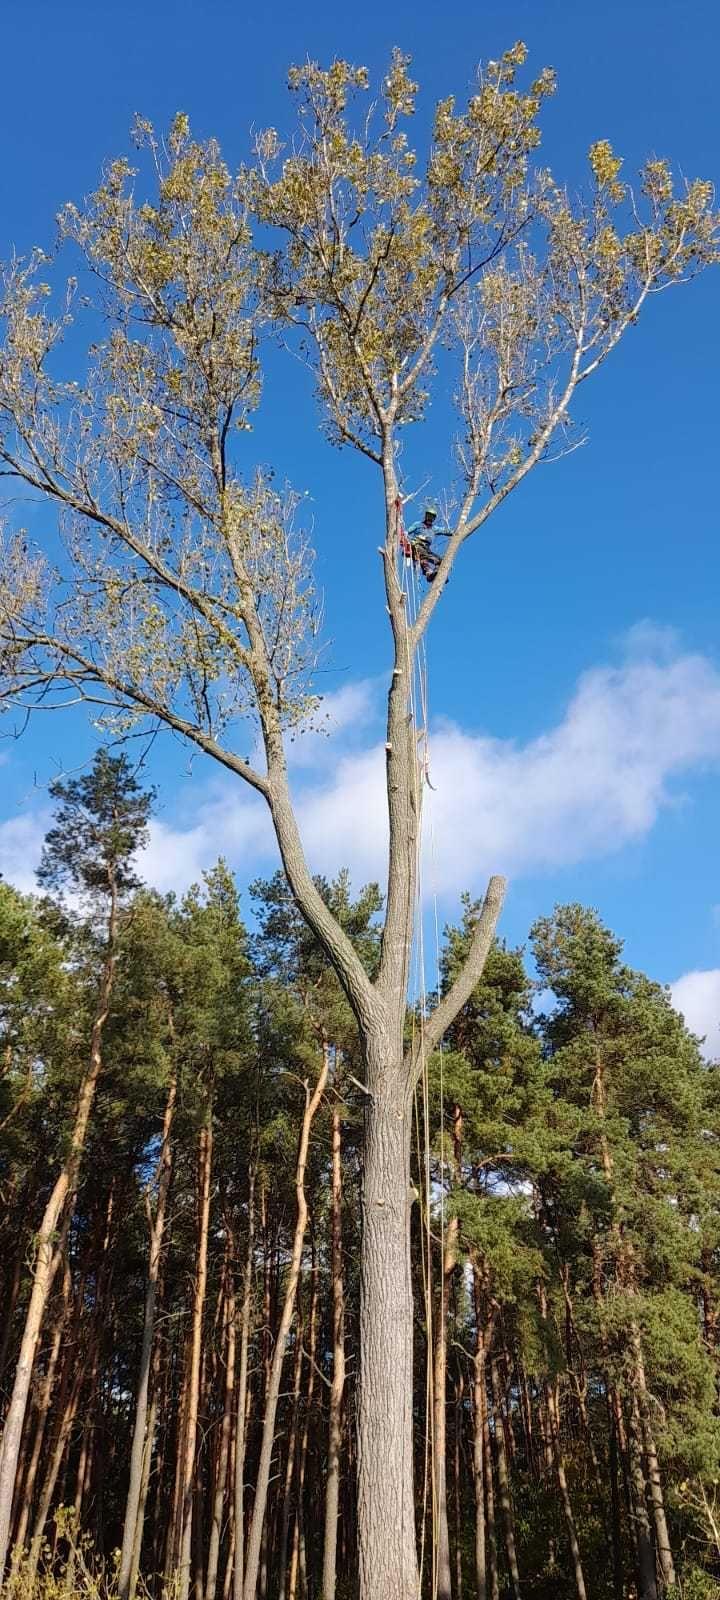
[0,828,719,1600]
[0,41,718,1600]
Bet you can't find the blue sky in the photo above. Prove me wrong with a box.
[1,0,719,1046]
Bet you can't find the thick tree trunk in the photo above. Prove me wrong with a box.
[232,1166,255,1600]
[119,1068,176,1600]
[178,1114,213,1600]
[322,1098,346,1600]
[357,1029,418,1600]
[0,882,119,1581]
[242,1046,328,1600]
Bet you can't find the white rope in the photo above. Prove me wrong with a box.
[397,512,448,1600]
[397,517,436,1592]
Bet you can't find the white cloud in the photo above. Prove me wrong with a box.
[279,678,380,770]
[0,810,51,894]
[670,970,720,1060]
[140,789,270,895]
[2,639,720,907]
[292,646,720,897]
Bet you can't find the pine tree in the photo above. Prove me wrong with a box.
[0,750,154,1578]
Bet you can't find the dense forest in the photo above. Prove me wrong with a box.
[1,750,718,1600]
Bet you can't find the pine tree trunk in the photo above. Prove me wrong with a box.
[471,1278,487,1600]
[632,1330,675,1592]
[10,1255,71,1561]
[206,1245,237,1600]
[558,1266,605,1503]
[242,1046,328,1600]
[289,1248,318,1600]
[0,880,119,1581]
[150,1330,172,1576]
[178,1113,213,1600]
[543,1381,587,1600]
[613,1386,637,1563]
[166,1324,192,1583]
[25,1358,85,1583]
[517,1367,535,1481]
[481,1366,499,1600]
[626,1390,658,1600]
[453,1373,464,1600]
[538,1282,587,1600]
[490,1357,521,1600]
[322,1098,346,1600]
[357,1027,418,1600]
[128,1368,161,1600]
[119,1068,176,1600]
[607,1388,624,1600]
[232,1166,255,1600]
[277,1298,304,1600]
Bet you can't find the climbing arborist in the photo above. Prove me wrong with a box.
[405,504,451,583]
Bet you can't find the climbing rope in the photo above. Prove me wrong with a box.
[395,495,447,1600]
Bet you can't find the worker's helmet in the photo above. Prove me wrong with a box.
[424,503,438,523]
